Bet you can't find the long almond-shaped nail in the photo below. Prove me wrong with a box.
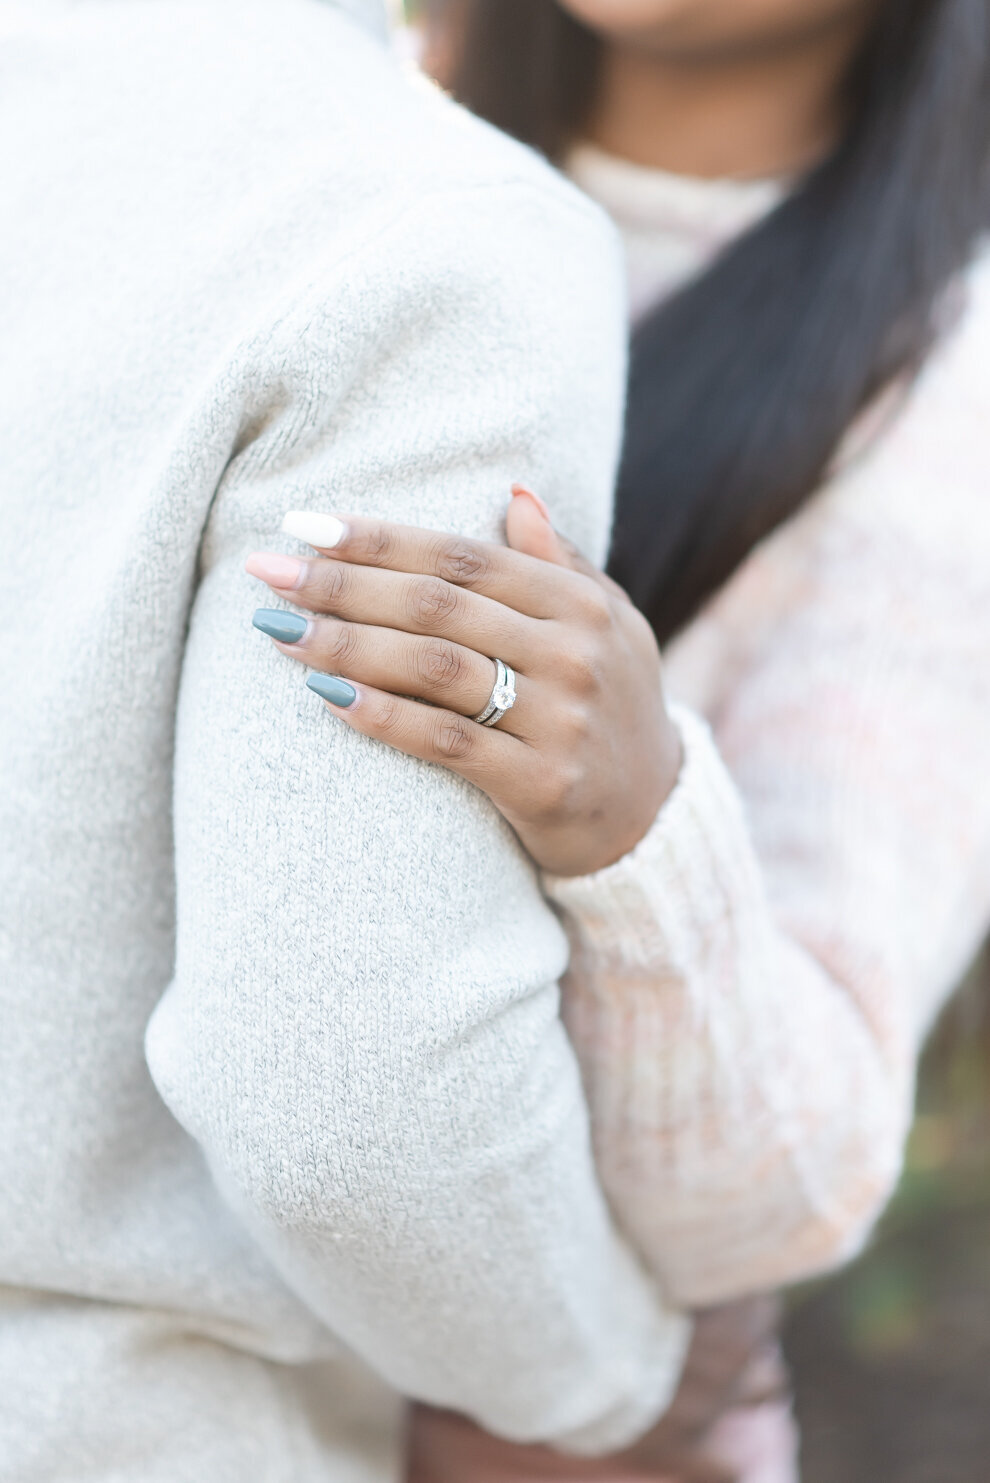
[245,553,306,588]
[281,511,347,549]
[253,609,308,644]
[307,672,357,708]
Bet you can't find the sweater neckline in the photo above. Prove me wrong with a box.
[567,143,785,246]
[566,143,787,322]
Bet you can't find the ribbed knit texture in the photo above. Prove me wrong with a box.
[546,147,990,1306]
[0,6,690,1479]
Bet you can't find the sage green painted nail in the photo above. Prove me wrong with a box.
[307,672,357,709]
[253,609,308,644]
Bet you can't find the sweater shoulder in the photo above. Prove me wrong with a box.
[31,0,621,329]
[46,0,612,250]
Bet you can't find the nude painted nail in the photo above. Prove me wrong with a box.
[281,510,347,549]
[510,484,551,520]
[245,552,306,589]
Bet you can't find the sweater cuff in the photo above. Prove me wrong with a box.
[552,1309,691,1456]
[541,704,763,972]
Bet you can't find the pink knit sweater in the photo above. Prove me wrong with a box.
[544,147,990,1307]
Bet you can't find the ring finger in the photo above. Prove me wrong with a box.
[253,608,534,736]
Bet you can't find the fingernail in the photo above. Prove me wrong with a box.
[306,672,357,709]
[281,510,347,549]
[510,484,551,520]
[253,609,308,644]
[245,553,306,588]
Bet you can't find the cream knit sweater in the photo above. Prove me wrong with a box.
[6,1,989,1472]
[0,5,689,1479]
[545,145,990,1305]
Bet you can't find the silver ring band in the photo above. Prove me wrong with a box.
[472,658,517,728]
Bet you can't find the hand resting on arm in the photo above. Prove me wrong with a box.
[143,184,688,1452]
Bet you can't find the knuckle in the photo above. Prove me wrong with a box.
[432,714,474,762]
[418,638,464,690]
[576,579,612,631]
[410,576,460,628]
[316,561,349,610]
[434,538,490,588]
[362,523,396,566]
[563,642,602,697]
[322,622,359,669]
[539,762,582,820]
[374,694,401,737]
[560,701,593,742]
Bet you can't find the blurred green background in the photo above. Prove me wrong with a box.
[784,945,990,1483]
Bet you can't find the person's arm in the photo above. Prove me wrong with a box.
[544,432,990,1304]
[537,259,990,1305]
[243,287,990,1309]
[144,182,688,1451]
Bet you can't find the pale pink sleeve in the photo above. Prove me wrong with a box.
[543,289,990,1305]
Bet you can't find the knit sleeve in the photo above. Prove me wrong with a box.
[144,182,689,1454]
[543,316,990,1304]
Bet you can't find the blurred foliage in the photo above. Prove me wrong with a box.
[785,943,990,1483]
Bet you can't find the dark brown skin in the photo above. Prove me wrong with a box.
[245,2,879,882]
[406,1299,786,1483]
[248,489,680,879]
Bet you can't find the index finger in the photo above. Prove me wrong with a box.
[280,509,587,620]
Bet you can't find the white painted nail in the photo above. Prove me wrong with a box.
[281,510,347,549]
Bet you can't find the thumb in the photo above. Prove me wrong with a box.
[507,486,625,597]
[505,485,570,565]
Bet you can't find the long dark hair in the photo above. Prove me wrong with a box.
[423,0,990,643]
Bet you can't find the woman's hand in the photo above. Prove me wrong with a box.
[405,1299,787,1483]
[245,487,681,877]
[405,1406,678,1482]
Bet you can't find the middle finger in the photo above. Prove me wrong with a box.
[248,553,544,672]
[280,510,585,619]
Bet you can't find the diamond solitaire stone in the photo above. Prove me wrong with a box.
[473,659,517,725]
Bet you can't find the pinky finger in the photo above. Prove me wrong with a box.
[305,671,515,789]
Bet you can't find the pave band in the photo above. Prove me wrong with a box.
[472,658,517,728]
